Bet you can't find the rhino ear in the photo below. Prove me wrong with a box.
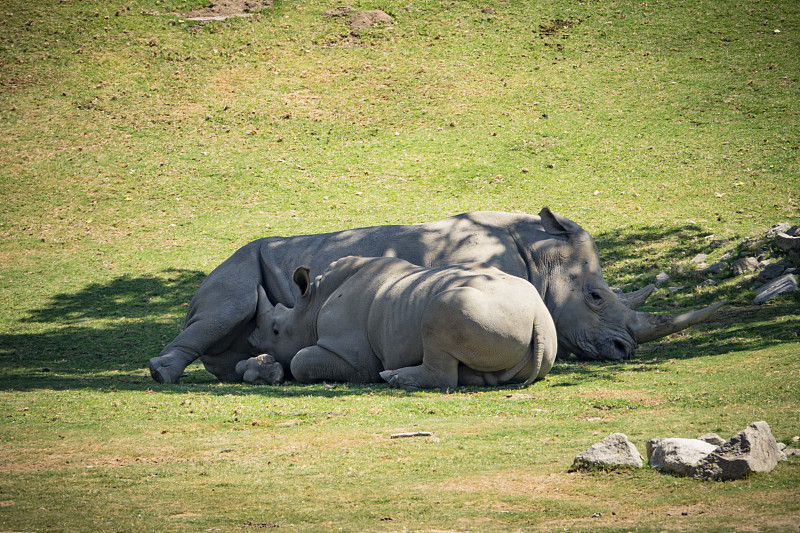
[292,266,312,297]
[539,207,582,238]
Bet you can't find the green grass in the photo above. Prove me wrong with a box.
[1,0,799,531]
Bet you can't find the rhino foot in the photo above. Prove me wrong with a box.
[380,369,420,391]
[381,367,458,391]
[149,356,186,384]
[236,354,285,385]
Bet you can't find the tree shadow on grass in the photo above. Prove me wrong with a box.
[0,269,205,391]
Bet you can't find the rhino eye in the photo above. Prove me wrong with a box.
[589,290,604,303]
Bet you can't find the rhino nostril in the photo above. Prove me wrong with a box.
[613,340,629,359]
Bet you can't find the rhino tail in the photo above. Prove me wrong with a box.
[498,309,558,386]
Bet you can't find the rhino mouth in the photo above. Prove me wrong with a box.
[559,330,636,361]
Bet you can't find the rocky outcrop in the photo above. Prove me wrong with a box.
[690,421,783,480]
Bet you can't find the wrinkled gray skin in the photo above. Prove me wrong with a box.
[150,207,723,383]
[245,256,557,390]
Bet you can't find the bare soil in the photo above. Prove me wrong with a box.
[183,0,272,20]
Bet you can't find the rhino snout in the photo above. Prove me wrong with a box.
[603,338,635,360]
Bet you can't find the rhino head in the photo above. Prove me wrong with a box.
[248,266,318,368]
[536,208,724,361]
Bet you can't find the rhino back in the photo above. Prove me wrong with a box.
[254,212,539,306]
[364,261,540,371]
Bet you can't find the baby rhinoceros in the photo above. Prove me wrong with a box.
[241,255,557,390]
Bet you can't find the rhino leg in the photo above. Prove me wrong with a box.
[290,344,382,384]
[457,366,500,387]
[380,354,459,391]
[150,345,198,384]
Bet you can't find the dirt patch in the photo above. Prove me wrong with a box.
[348,10,393,31]
[581,388,664,406]
[539,18,581,36]
[183,0,272,21]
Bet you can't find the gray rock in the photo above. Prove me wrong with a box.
[573,433,643,469]
[645,438,663,461]
[698,433,727,446]
[648,438,718,476]
[753,274,798,303]
[668,286,686,292]
[690,421,782,480]
[757,261,789,282]
[732,257,759,276]
[699,279,717,288]
[697,262,728,274]
[767,222,791,237]
[784,448,800,456]
[655,272,670,285]
[775,232,800,252]
[690,253,708,265]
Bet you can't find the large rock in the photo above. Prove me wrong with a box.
[690,421,782,480]
[647,438,718,476]
[757,260,789,282]
[775,232,800,252]
[753,274,797,303]
[573,433,643,469]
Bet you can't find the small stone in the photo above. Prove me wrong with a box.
[655,272,670,284]
[753,274,797,304]
[732,257,759,276]
[699,279,717,287]
[668,286,686,292]
[697,262,728,274]
[690,253,708,265]
[573,433,643,469]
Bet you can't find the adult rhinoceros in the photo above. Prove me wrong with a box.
[242,256,558,390]
[149,208,723,383]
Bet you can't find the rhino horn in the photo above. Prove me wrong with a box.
[618,284,656,310]
[629,300,726,344]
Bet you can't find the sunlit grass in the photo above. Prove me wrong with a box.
[1,0,798,530]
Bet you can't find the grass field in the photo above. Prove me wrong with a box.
[1,0,799,531]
